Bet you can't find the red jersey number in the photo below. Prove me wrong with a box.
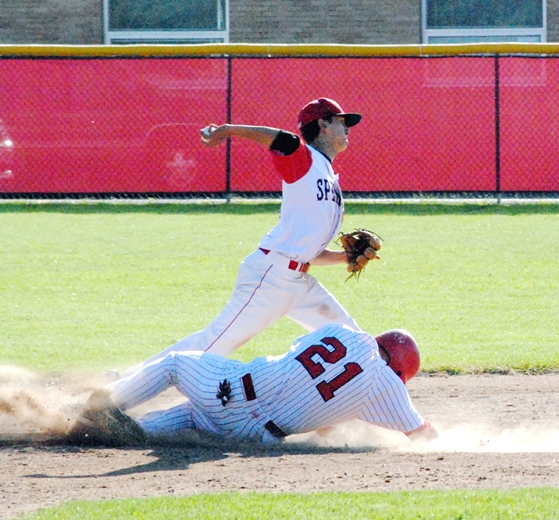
[295,337,363,402]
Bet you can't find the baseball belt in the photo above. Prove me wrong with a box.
[241,373,288,439]
[259,248,310,273]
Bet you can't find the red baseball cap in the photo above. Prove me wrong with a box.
[297,97,362,129]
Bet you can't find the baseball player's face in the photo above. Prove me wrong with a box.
[325,116,350,153]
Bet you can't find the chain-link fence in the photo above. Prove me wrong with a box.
[0,45,558,200]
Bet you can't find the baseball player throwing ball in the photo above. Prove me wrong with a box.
[71,325,438,446]
[114,98,374,380]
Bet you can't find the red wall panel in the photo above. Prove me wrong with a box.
[0,58,228,193]
[230,57,497,192]
[0,54,557,195]
[500,58,559,191]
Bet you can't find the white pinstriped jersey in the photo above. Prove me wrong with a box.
[109,324,424,444]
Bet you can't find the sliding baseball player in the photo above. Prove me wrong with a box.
[71,324,437,446]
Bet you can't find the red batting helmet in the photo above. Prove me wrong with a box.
[375,329,420,384]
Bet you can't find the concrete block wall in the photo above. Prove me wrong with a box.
[548,0,559,41]
[229,0,420,44]
[0,0,103,44]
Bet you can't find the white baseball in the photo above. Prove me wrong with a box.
[201,126,212,143]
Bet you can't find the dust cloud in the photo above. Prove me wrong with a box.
[291,421,559,454]
[1,365,558,453]
[0,365,92,440]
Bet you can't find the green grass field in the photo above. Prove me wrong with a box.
[1,201,558,374]
[24,488,559,519]
[2,200,559,519]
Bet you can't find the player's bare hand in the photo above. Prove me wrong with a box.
[200,124,228,147]
[405,421,439,442]
[316,426,336,437]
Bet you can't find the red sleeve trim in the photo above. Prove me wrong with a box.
[271,143,313,184]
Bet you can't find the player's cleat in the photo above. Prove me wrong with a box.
[67,390,147,447]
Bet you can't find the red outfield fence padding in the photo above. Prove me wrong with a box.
[0,44,558,197]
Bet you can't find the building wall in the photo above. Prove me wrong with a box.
[0,0,557,45]
[229,0,420,44]
[548,0,559,41]
[0,0,103,44]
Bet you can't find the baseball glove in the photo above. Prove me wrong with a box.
[338,228,383,280]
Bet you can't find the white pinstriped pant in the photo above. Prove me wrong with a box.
[109,351,283,443]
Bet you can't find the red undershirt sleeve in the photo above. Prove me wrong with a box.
[271,142,313,184]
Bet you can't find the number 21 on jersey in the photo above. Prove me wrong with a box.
[295,336,363,402]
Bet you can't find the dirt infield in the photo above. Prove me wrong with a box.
[2,371,559,519]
